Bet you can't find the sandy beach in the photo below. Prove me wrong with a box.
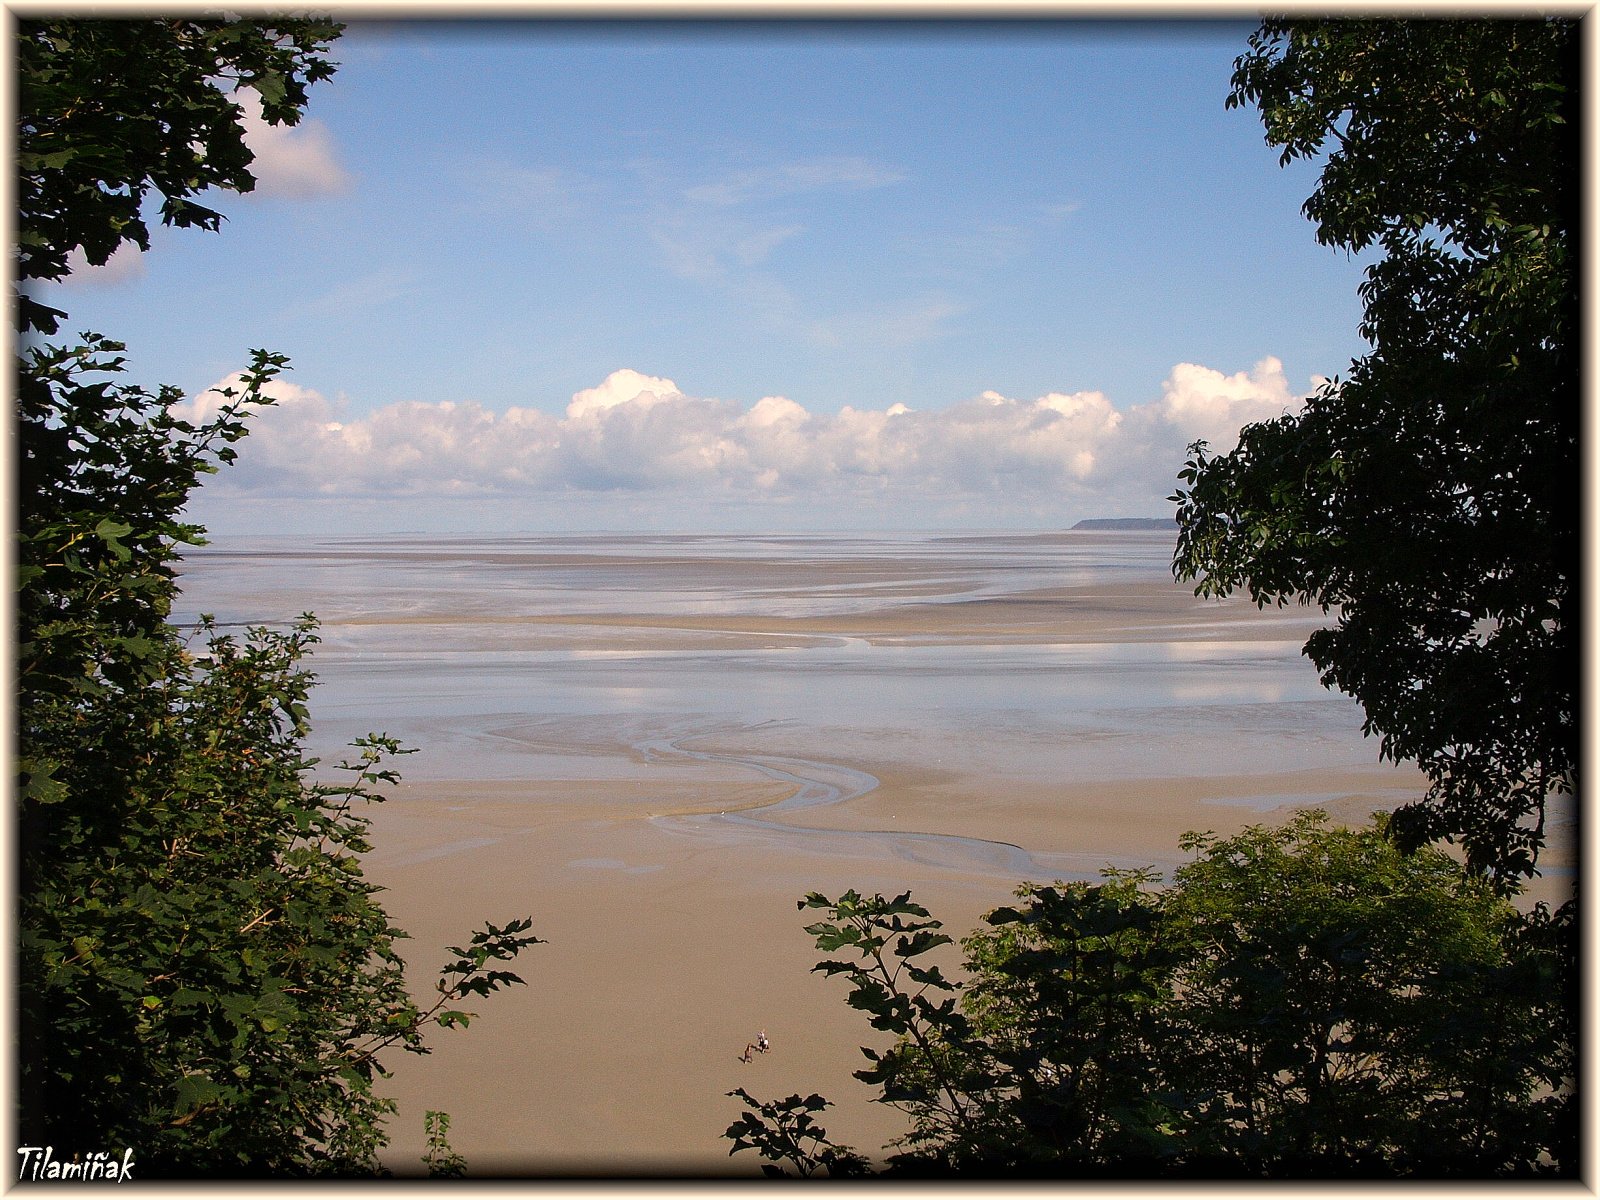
[360,769,1438,1178]
[173,533,1572,1176]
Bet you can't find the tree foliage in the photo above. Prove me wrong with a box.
[1171,19,1578,888]
[420,1110,468,1178]
[17,339,542,1174]
[16,16,341,331]
[723,1089,869,1178]
[1161,815,1573,1174]
[16,18,541,1175]
[729,814,1574,1178]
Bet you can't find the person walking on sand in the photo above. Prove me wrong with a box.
[756,1030,770,1054]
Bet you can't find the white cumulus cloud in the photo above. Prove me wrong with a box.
[566,369,684,420]
[1153,356,1299,446]
[179,357,1311,526]
[60,241,148,287]
[236,90,350,198]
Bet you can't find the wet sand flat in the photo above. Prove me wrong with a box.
[169,532,1568,1175]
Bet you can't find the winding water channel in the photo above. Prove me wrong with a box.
[637,733,1096,877]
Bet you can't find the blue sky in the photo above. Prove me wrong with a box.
[37,19,1374,534]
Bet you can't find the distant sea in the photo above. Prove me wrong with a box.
[169,532,1406,821]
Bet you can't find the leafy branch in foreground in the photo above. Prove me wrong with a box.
[723,1090,869,1178]
[729,813,1574,1178]
[350,916,544,1066]
[421,1111,468,1179]
[801,890,973,1144]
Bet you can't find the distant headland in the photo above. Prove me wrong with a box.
[1070,517,1177,531]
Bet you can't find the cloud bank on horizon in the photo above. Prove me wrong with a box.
[178,357,1311,532]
